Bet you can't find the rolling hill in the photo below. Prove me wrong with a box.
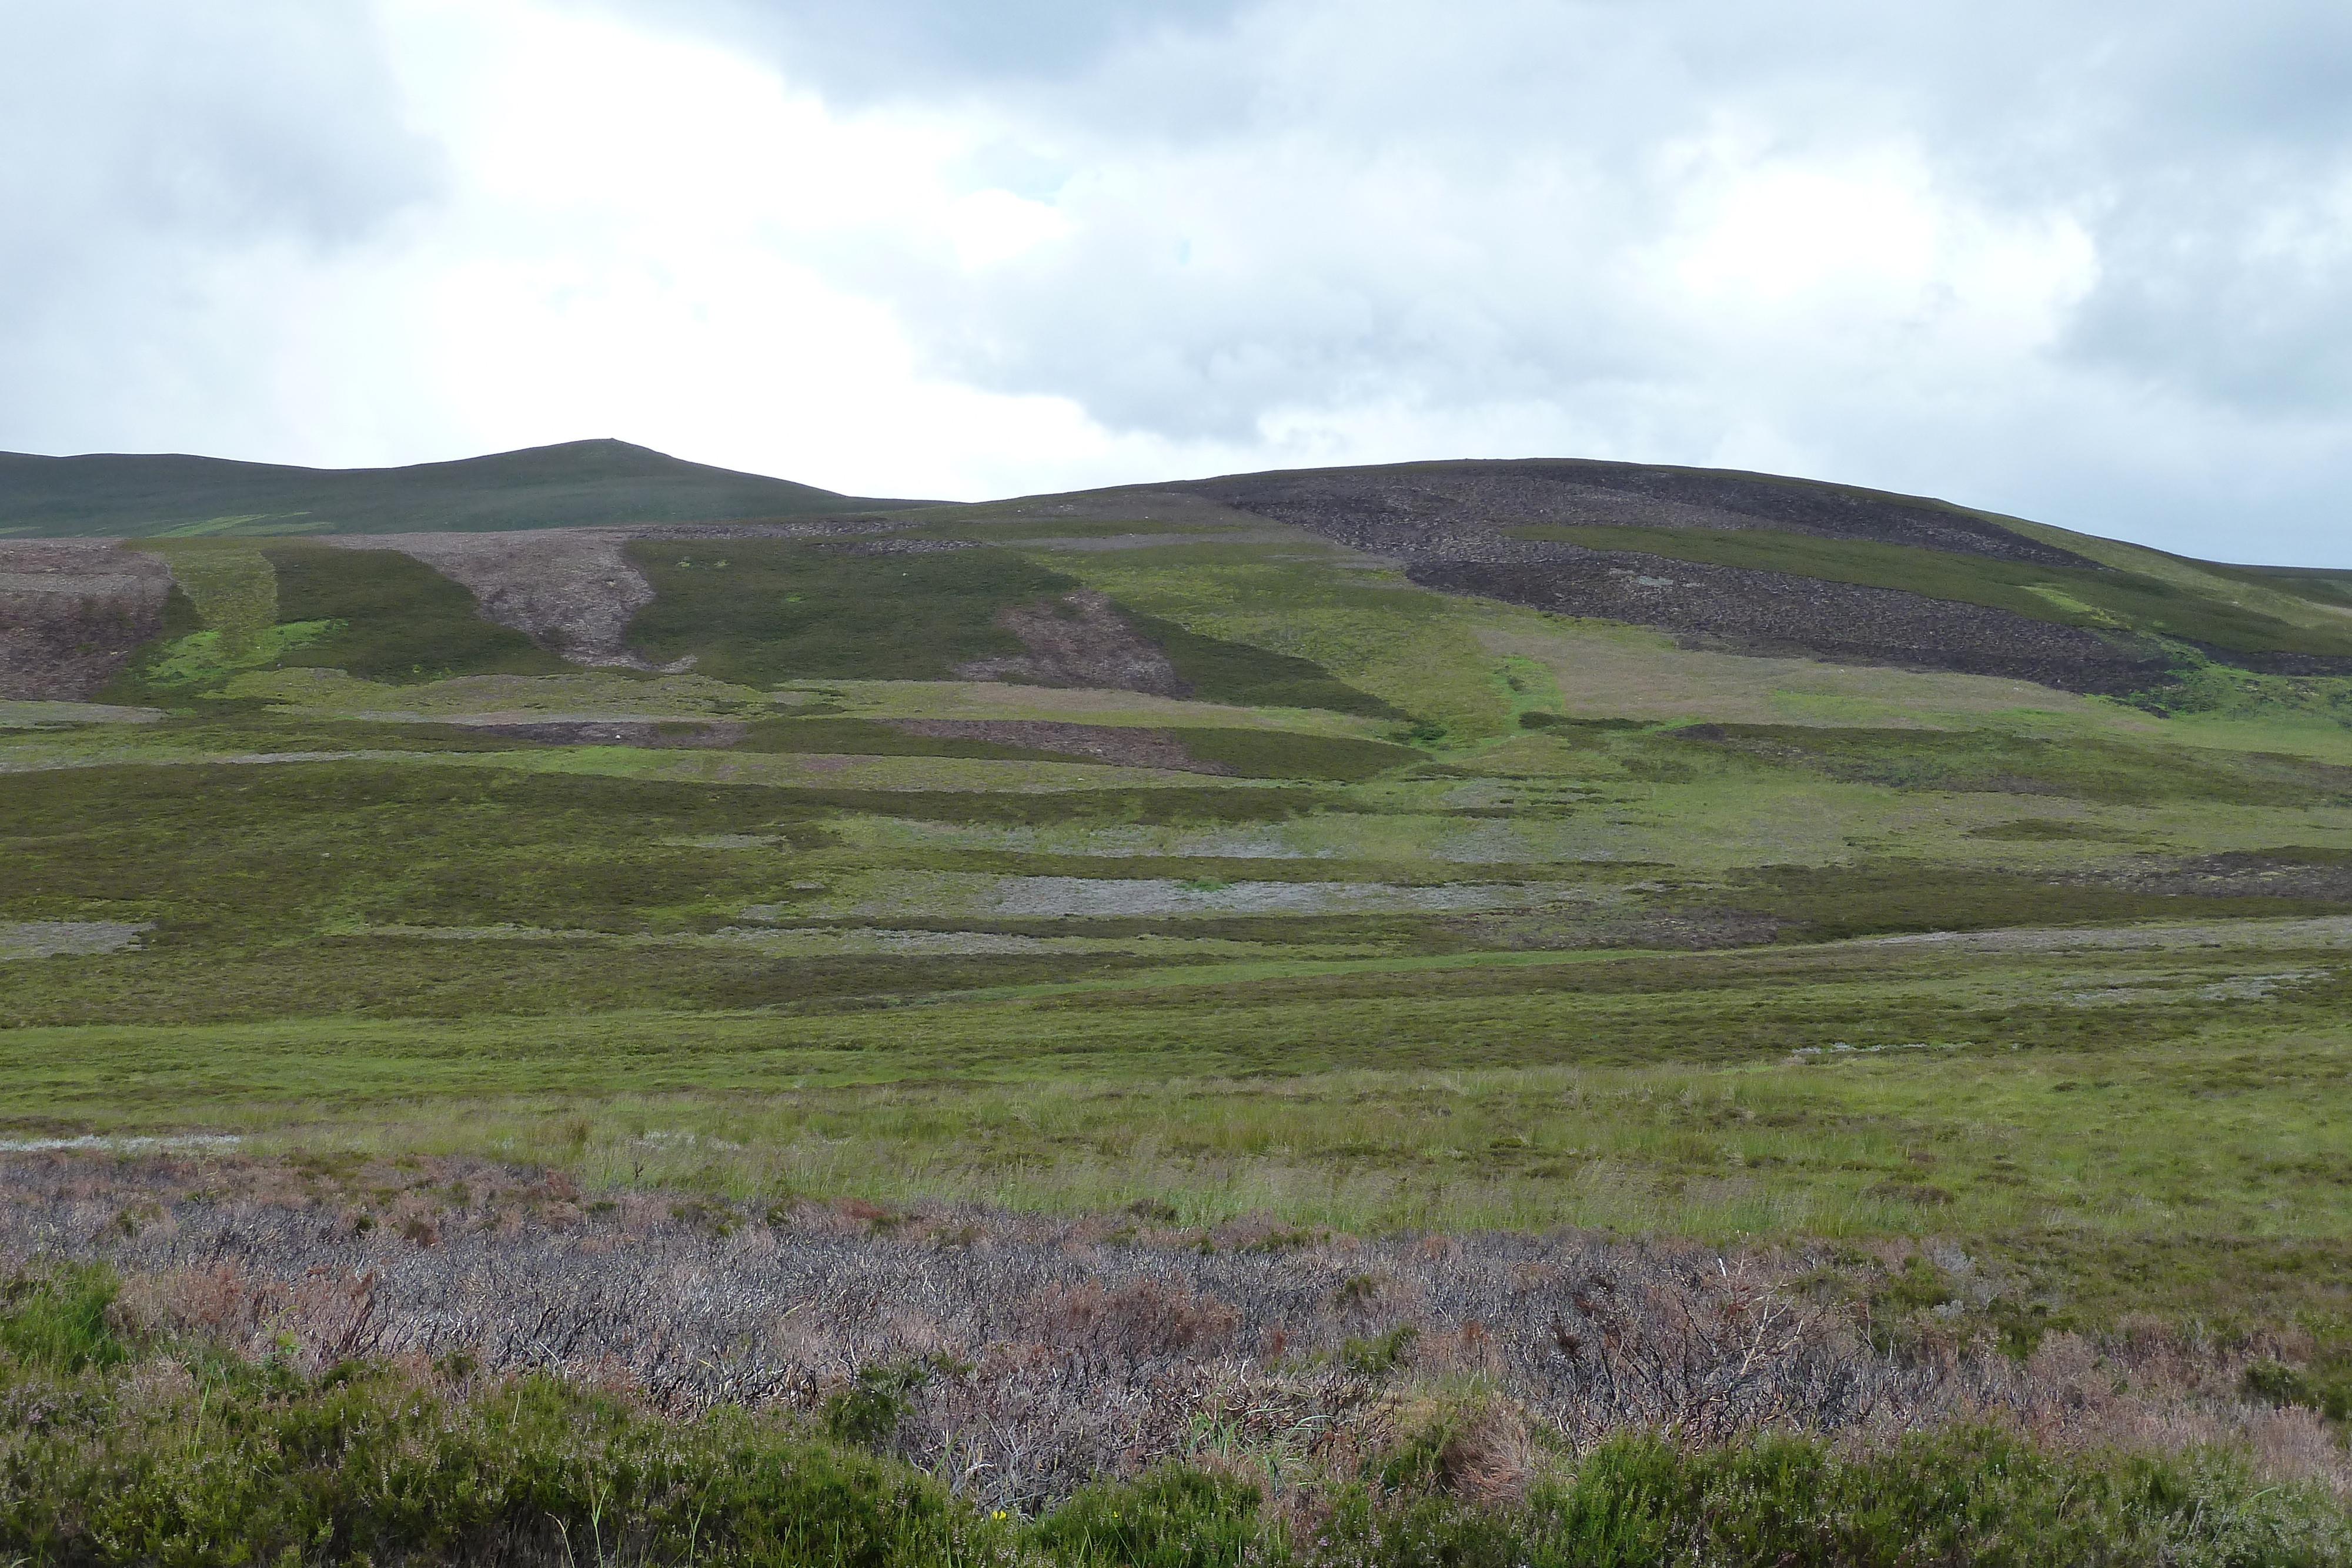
[5,448,2352,1530]
[0,437,928,539]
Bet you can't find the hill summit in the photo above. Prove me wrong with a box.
[0,437,928,539]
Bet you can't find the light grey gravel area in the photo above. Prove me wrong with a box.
[326,529,683,669]
[1853,915,2352,953]
[980,877,1565,918]
[743,872,1587,922]
[1005,529,1306,550]
[0,701,165,728]
[0,1135,240,1152]
[0,920,155,959]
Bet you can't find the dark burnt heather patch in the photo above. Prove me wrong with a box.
[1178,459,2092,564]
[1431,908,1790,951]
[1501,524,2352,660]
[734,716,1093,763]
[0,540,174,700]
[1967,819,2158,843]
[2076,848,2352,902]
[873,721,1424,781]
[1710,864,2350,940]
[1419,554,2173,694]
[887,719,1232,773]
[1666,723,2352,807]
[956,589,1193,696]
[779,785,1332,826]
[0,943,1180,1028]
[459,718,749,747]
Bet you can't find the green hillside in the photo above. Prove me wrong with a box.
[0,437,928,537]
[5,453,2352,1556]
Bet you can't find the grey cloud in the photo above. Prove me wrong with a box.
[743,0,2352,558]
[0,1,440,454]
[575,0,1251,96]
[11,0,2352,563]
[0,3,436,248]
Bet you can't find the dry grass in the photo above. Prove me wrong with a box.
[1476,623,2133,731]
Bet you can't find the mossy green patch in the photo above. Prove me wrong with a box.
[132,621,339,691]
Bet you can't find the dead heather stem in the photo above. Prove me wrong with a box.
[1,1151,2342,1510]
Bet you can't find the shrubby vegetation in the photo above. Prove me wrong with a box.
[2,1234,2346,1567]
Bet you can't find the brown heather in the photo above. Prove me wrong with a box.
[2,1151,2344,1512]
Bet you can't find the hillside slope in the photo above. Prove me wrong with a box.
[0,438,928,538]
[7,453,2352,715]
[8,448,2352,1383]
[11,444,2352,1552]
[1117,459,2352,694]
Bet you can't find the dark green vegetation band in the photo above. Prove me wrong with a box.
[625,541,1069,683]
[263,543,569,682]
[622,538,1395,709]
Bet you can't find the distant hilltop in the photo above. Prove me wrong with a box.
[5,446,2352,706]
[0,438,934,538]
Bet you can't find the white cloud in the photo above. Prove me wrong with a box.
[6,0,2352,560]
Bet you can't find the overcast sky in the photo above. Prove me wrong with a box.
[6,0,2352,563]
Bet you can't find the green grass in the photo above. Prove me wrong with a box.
[0,1360,985,1567]
[8,1340,2337,1567]
[1503,524,2352,659]
[8,944,2351,1263]
[0,1263,129,1375]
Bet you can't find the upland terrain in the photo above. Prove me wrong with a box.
[4,443,2351,1563]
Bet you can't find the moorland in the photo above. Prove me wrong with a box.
[2,447,2350,1564]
